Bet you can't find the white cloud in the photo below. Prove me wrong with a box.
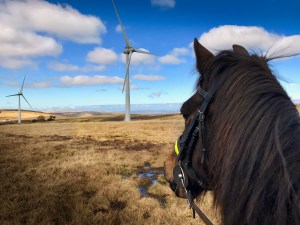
[171,48,190,55]
[198,25,300,59]
[199,25,280,54]
[0,0,106,69]
[48,62,106,72]
[151,0,175,8]
[115,25,122,33]
[48,62,79,71]
[148,91,167,98]
[0,0,106,44]
[28,82,51,88]
[2,80,51,88]
[0,57,36,69]
[2,81,19,87]
[60,75,123,87]
[133,74,165,81]
[159,47,190,64]
[118,84,143,91]
[120,48,155,65]
[130,85,142,90]
[159,55,184,64]
[87,48,118,65]
[0,24,62,58]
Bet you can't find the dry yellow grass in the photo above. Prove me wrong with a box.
[296,104,300,113]
[0,110,51,121]
[0,114,220,225]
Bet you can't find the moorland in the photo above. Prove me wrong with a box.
[0,111,220,225]
[1,105,299,225]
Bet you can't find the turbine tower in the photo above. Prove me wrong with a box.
[6,76,32,124]
[112,0,155,121]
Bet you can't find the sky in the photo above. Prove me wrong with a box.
[0,0,300,111]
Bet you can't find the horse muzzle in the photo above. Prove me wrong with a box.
[164,159,187,198]
[169,181,187,198]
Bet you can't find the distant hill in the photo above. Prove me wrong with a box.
[48,111,107,118]
[0,110,51,122]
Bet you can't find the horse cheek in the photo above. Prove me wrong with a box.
[164,153,177,183]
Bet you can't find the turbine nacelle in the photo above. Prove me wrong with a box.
[123,48,134,55]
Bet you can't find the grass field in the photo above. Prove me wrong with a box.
[1,104,299,225]
[0,110,51,121]
[0,113,221,225]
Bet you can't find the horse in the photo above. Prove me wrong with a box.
[164,38,300,225]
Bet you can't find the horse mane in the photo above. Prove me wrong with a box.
[198,50,300,225]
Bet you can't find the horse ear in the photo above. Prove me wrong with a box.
[232,44,249,56]
[194,38,214,75]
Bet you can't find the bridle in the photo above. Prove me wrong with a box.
[173,84,214,225]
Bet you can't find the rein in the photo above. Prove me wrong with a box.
[173,84,213,225]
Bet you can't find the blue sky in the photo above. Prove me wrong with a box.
[0,0,299,110]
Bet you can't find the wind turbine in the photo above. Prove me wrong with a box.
[6,76,32,124]
[112,0,155,121]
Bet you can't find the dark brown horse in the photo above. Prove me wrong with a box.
[164,39,300,225]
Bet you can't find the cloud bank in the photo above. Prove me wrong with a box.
[198,25,300,58]
[0,0,106,69]
[159,47,190,64]
[148,91,167,98]
[133,74,165,81]
[0,0,106,43]
[59,75,123,87]
[48,62,106,72]
[87,48,118,65]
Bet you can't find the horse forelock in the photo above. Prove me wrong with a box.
[198,50,300,225]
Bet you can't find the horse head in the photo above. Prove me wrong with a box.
[164,39,300,225]
[164,39,214,199]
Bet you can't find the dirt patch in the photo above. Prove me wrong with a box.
[4,133,31,139]
[110,200,127,211]
[44,135,73,142]
[125,142,162,151]
[74,136,164,152]
[93,207,109,214]
[82,190,97,200]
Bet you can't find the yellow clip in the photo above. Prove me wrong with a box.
[174,139,180,155]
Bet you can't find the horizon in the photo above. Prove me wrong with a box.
[0,0,300,110]
[1,100,300,114]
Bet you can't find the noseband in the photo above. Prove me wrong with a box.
[173,84,213,225]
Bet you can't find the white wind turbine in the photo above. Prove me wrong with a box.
[6,76,32,124]
[112,0,155,121]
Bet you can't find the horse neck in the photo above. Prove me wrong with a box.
[204,71,300,225]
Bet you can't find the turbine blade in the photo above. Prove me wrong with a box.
[122,76,126,94]
[134,49,156,56]
[112,0,132,48]
[21,94,32,109]
[6,94,19,97]
[122,52,132,93]
[20,76,26,93]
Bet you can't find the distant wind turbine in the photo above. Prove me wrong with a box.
[6,76,32,124]
[112,0,155,121]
